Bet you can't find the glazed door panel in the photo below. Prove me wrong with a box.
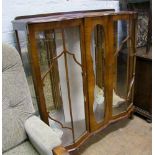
[84,17,109,131]
[109,14,137,118]
[28,21,88,146]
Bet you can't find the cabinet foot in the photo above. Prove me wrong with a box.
[129,112,134,119]
[146,118,152,123]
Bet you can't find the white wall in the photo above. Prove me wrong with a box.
[2,0,119,46]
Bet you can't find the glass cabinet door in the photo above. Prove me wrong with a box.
[111,17,136,117]
[31,24,87,146]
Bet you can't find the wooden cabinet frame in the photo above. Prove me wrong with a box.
[12,10,137,151]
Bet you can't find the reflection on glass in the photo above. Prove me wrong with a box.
[18,31,38,114]
[42,73,54,112]
[35,27,86,145]
[91,25,105,123]
[112,20,129,116]
[65,27,86,140]
[36,30,73,146]
[36,31,62,112]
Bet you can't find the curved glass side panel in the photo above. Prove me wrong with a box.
[112,20,129,116]
[17,31,38,114]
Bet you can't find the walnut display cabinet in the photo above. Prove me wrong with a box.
[12,10,137,151]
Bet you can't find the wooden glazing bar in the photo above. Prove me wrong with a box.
[126,76,135,101]
[48,114,72,130]
[42,63,54,81]
[41,51,65,81]
[61,29,75,142]
[41,48,83,81]
[65,51,82,67]
[114,35,130,56]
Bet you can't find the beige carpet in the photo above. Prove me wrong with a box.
[72,116,152,155]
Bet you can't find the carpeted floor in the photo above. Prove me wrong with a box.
[71,116,152,155]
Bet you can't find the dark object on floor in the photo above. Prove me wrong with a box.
[134,48,152,122]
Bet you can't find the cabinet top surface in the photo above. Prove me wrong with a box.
[12,10,137,25]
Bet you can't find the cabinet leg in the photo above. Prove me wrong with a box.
[146,118,152,123]
[129,111,134,119]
